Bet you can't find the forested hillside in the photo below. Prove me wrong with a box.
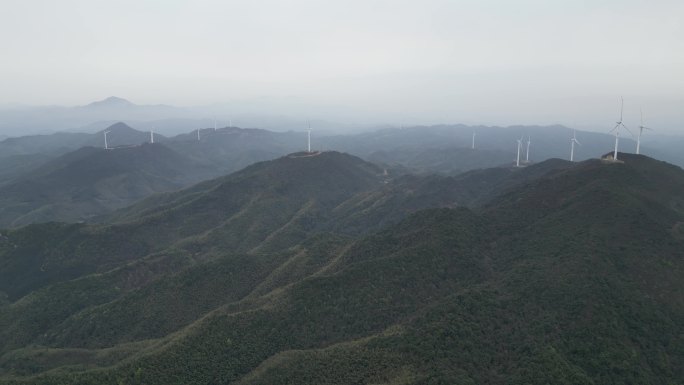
[0,152,682,384]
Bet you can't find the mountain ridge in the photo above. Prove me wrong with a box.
[83,96,136,109]
[0,152,683,384]
[0,142,213,227]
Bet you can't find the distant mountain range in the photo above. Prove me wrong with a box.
[0,97,190,136]
[0,119,681,228]
[0,151,682,384]
[0,96,349,137]
[2,119,681,169]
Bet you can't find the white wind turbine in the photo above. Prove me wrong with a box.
[570,130,581,162]
[104,130,111,150]
[609,97,632,161]
[150,128,154,144]
[515,136,522,167]
[307,121,312,152]
[197,127,201,141]
[636,108,652,155]
[471,131,476,150]
[525,135,531,163]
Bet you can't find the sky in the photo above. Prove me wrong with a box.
[1,0,683,132]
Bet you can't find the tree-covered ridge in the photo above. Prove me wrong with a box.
[0,152,682,384]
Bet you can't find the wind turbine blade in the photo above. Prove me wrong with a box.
[575,139,581,146]
[621,123,634,137]
[620,97,624,121]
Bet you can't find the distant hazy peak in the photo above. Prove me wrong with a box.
[84,96,135,108]
[102,121,138,132]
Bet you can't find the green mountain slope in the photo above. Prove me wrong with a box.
[0,142,214,227]
[1,153,682,384]
[0,152,383,300]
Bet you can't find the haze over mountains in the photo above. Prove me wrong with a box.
[0,97,188,137]
[0,96,682,384]
[0,150,682,384]
[2,0,682,382]
[0,101,682,385]
[0,108,682,229]
[0,97,350,137]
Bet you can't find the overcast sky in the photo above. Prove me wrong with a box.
[1,0,682,131]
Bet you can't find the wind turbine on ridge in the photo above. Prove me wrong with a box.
[471,131,476,150]
[150,128,154,144]
[609,97,632,161]
[104,130,110,150]
[636,108,653,155]
[307,121,312,153]
[569,130,581,162]
[525,135,531,163]
[515,136,522,167]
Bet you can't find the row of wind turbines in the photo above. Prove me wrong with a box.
[103,99,652,162]
[508,97,653,166]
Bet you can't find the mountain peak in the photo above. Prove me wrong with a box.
[85,96,135,108]
[102,122,137,133]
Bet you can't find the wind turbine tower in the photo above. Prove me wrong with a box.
[471,132,476,150]
[197,128,201,141]
[636,108,652,155]
[150,129,154,144]
[525,136,531,163]
[609,97,632,161]
[570,130,581,162]
[104,130,110,150]
[307,121,312,153]
[515,137,522,167]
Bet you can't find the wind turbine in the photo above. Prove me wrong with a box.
[525,135,531,163]
[104,130,110,150]
[636,108,652,155]
[570,130,581,162]
[307,121,312,153]
[515,136,522,167]
[471,131,476,150]
[197,128,201,141]
[609,97,632,161]
[150,128,154,144]
[214,119,217,131]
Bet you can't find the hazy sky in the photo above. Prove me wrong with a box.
[1,0,683,131]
